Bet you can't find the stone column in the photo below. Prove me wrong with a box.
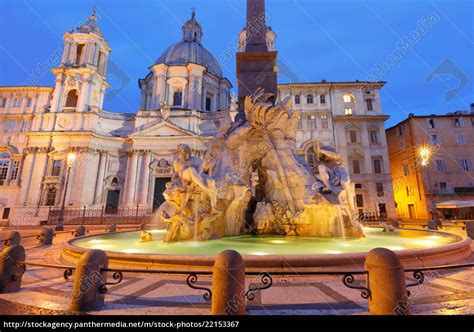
[16,149,36,206]
[138,151,151,205]
[365,247,409,315]
[81,150,100,206]
[26,148,48,206]
[123,151,138,205]
[93,152,106,205]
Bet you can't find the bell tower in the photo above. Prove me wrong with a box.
[50,8,111,114]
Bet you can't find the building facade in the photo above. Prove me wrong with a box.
[386,110,474,221]
[0,11,231,225]
[278,82,396,219]
[0,9,396,226]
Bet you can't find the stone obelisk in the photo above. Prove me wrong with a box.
[236,0,278,116]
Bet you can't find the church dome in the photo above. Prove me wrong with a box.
[155,11,222,77]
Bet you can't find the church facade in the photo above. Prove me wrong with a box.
[0,10,395,226]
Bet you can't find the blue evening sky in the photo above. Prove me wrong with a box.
[0,0,473,127]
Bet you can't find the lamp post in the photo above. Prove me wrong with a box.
[419,146,440,225]
[56,152,76,231]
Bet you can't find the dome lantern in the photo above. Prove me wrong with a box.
[182,9,203,43]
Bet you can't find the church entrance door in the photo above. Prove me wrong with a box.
[106,190,120,214]
[153,178,170,210]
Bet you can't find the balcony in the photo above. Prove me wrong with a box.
[62,107,77,113]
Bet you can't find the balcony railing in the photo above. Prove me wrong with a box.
[62,107,77,113]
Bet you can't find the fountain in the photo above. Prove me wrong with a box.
[61,0,471,271]
[62,90,472,270]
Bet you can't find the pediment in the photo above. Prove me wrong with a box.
[130,120,196,138]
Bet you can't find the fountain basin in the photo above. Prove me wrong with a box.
[61,228,472,272]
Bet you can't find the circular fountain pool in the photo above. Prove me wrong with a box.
[62,228,471,271]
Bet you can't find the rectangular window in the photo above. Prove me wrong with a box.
[399,139,406,150]
[373,159,382,174]
[295,95,300,105]
[173,91,182,106]
[403,164,409,176]
[454,118,464,127]
[2,208,10,220]
[349,130,357,143]
[352,160,361,174]
[397,125,404,136]
[20,120,28,132]
[10,160,19,180]
[5,120,17,133]
[75,44,85,65]
[320,115,328,129]
[205,97,212,111]
[45,188,57,207]
[344,108,353,115]
[430,134,440,145]
[13,98,21,107]
[460,159,472,172]
[51,160,62,176]
[306,95,314,104]
[320,94,326,104]
[297,117,302,130]
[0,160,9,180]
[435,159,447,173]
[26,98,32,107]
[439,182,447,192]
[456,133,465,144]
[0,98,6,107]
[376,182,384,196]
[366,98,374,111]
[406,185,414,197]
[307,116,317,129]
[428,118,436,128]
[369,130,379,144]
[356,194,364,208]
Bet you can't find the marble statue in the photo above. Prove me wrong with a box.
[157,88,364,241]
[313,144,357,220]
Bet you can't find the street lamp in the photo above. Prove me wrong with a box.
[56,152,76,231]
[418,145,440,225]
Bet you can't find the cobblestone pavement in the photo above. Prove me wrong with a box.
[0,227,472,315]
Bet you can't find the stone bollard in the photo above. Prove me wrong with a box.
[37,227,54,246]
[365,248,409,315]
[4,231,21,249]
[391,220,400,229]
[466,222,474,239]
[105,224,117,233]
[74,226,86,238]
[0,245,26,293]
[427,220,437,230]
[71,249,108,312]
[211,250,246,315]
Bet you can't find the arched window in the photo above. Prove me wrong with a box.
[343,94,354,103]
[65,90,79,108]
[307,94,314,104]
[0,152,20,184]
